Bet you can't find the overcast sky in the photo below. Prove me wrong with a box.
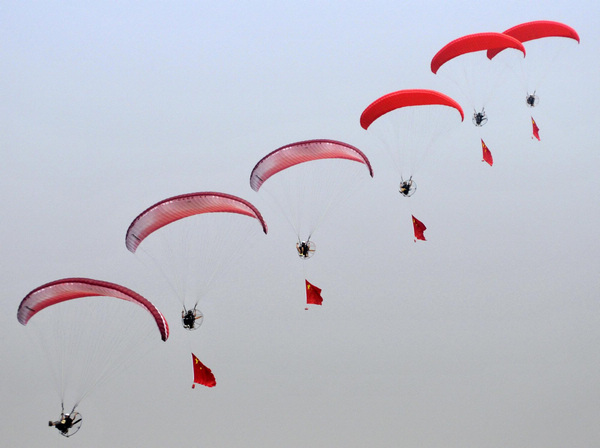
[2,1,599,447]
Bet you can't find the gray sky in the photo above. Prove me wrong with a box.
[2,1,599,447]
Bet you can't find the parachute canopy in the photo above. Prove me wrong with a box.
[126,192,268,253]
[360,89,465,130]
[17,278,169,341]
[487,20,580,59]
[249,139,373,192]
[431,32,526,74]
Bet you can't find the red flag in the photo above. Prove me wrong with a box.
[481,139,493,166]
[191,353,216,388]
[531,116,540,141]
[412,215,427,242]
[305,280,323,306]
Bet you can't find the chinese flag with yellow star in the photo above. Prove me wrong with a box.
[191,353,216,388]
[531,116,540,141]
[412,215,427,241]
[305,280,323,306]
[481,139,493,166]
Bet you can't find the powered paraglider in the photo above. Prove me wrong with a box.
[126,192,268,330]
[360,89,464,195]
[250,139,373,257]
[17,278,169,436]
